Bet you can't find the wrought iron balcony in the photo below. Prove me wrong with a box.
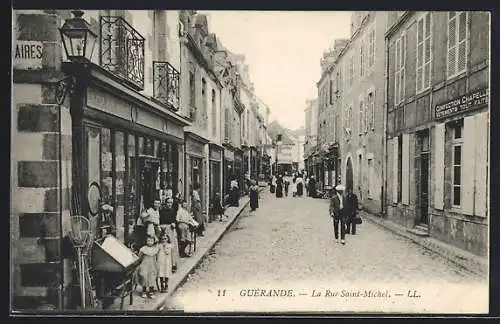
[100,16,145,90]
[153,61,180,111]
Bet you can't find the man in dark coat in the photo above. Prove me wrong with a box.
[329,184,346,245]
[344,187,359,235]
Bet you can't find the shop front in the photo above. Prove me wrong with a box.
[209,143,223,220]
[58,62,189,310]
[76,64,188,244]
[184,132,209,212]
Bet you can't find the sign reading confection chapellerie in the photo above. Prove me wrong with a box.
[435,88,489,120]
[13,40,43,70]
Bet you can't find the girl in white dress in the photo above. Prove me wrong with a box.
[137,235,159,298]
[156,231,173,293]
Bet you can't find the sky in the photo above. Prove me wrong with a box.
[199,10,352,131]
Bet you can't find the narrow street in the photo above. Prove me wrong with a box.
[163,190,487,313]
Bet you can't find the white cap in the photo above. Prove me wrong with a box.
[335,184,345,191]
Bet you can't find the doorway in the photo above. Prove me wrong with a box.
[346,157,354,191]
[418,130,430,225]
[139,156,161,210]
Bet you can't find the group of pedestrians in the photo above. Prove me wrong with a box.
[328,184,360,245]
[129,191,202,298]
[269,172,305,198]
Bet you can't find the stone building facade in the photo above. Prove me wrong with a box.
[303,98,318,177]
[335,11,388,214]
[385,11,490,256]
[179,11,223,215]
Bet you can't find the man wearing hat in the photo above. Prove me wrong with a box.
[329,184,347,245]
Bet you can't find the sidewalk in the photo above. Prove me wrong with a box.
[360,210,488,278]
[106,195,251,311]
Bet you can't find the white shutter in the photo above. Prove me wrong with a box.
[392,137,399,203]
[474,112,489,217]
[433,124,445,209]
[402,133,410,205]
[462,116,475,215]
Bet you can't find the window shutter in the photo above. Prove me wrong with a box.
[402,33,406,100]
[457,12,467,72]
[392,137,399,203]
[371,92,375,129]
[447,16,457,76]
[359,103,364,135]
[433,124,445,209]
[462,116,475,215]
[401,133,410,205]
[474,112,488,217]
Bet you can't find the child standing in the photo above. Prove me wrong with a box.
[156,231,173,293]
[213,193,225,222]
[137,235,159,298]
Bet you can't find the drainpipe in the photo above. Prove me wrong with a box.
[382,28,389,218]
[58,92,64,311]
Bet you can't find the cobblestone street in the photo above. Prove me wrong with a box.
[163,191,487,313]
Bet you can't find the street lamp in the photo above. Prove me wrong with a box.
[55,10,97,105]
[59,10,97,63]
[275,134,282,175]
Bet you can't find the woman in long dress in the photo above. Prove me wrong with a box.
[296,174,304,197]
[191,189,204,236]
[229,178,240,207]
[275,175,284,198]
[249,180,259,211]
[291,177,297,197]
[176,200,198,257]
[270,175,276,194]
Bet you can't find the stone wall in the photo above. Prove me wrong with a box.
[12,11,73,310]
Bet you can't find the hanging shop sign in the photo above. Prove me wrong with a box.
[13,40,43,70]
[224,148,234,161]
[210,148,222,161]
[435,88,489,120]
[186,138,204,156]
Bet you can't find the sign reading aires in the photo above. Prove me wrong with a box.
[435,88,489,120]
[13,40,43,70]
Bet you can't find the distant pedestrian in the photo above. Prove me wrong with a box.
[329,184,347,245]
[304,176,310,196]
[191,188,204,236]
[230,178,240,207]
[270,174,276,194]
[296,174,304,197]
[309,175,317,198]
[291,177,297,197]
[344,187,359,235]
[213,192,225,222]
[284,177,290,197]
[249,180,260,211]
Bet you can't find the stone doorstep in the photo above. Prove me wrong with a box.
[105,196,251,312]
[360,211,488,278]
